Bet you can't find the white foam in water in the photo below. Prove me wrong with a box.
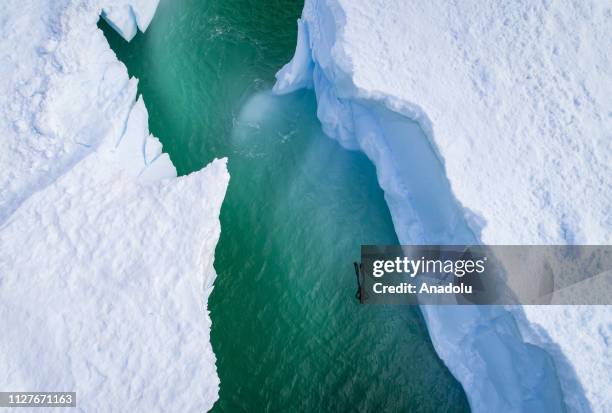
[275,0,611,412]
[0,1,227,411]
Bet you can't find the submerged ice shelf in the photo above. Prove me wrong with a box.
[0,1,228,411]
[274,25,566,413]
[275,0,611,412]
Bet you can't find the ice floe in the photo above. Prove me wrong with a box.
[0,1,227,411]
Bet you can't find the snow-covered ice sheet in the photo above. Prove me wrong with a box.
[275,0,611,412]
[0,0,227,411]
[0,156,228,412]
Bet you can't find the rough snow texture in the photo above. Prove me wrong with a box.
[275,1,611,412]
[0,1,227,411]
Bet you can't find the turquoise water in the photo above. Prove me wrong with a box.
[100,0,470,411]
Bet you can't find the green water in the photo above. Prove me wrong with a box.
[100,1,470,411]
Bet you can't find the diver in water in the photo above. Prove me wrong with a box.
[354,262,366,303]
